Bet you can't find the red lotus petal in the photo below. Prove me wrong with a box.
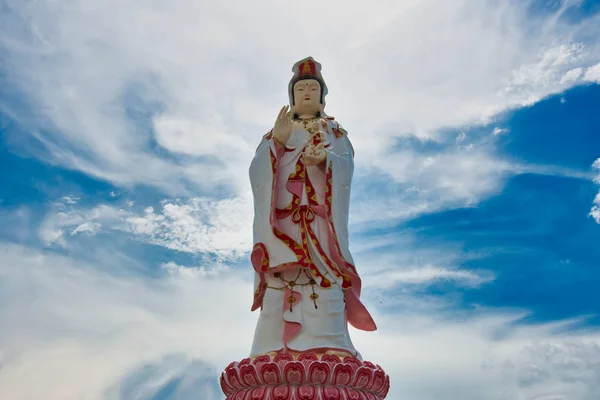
[260,363,282,386]
[296,385,317,399]
[274,352,294,365]
[253,354,272,367]
[220,355,390,399]
[240,364,260,387]
[307,361,331,385]
[297,352,319,366]
[226,367,243,390]
[345,388,362,400]
[271,385,291,399]
[283,361,305,384]
[219,374,234,396]
[344,357,362,372]
[250,386,267,399]
[321,354,341,365]
[351,367,373,389]
[322,386,342,400]
[368,369,386,393]
[332,363,354,386]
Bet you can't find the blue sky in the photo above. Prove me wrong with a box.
[1,1,600,399]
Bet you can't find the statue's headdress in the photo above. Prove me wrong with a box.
[288,57,328,109]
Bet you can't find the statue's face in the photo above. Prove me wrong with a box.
[293,79,322,116]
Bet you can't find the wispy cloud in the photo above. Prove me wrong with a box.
[0,242,252,400]
[1,0,600,195]
[350,133,597,231]
[104,354,222,400]
[351,232,494,299]
[583,62,600,83]
[39,196,253,260]
[492,127,510,136]
[590,158,600,223]
[367,264,494,289]
[60,195,80,205]
[560,67,584,84]
[39,204,126,247]
[1,242,599,400]
[2,2,600,399]
[123,197,252,259]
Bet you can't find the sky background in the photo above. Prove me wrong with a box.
[1,0,600,399]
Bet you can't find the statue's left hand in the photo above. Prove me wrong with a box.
[302,143,326,166]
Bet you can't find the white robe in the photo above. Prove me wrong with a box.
[248,117,375,357]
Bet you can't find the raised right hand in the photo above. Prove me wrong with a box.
[273,105,293,145]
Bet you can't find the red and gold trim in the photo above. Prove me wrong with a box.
[274,155,332,288]
[272,129,354,289]
[320,118,329,132]
[252,126,360,309]
[331,121,346,138]
[303,173,352,288]
[323,166,358,276]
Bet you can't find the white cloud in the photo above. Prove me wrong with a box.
[39,196,253,260]
[593,159,600,180]
[492,127,509,136]
[350,141,597,230]
[39,204,125,247]
[0,242,252,400]
[353,313,600,400]
[516,342,600,388]
[560,67,584,84]
[70,221,102,236]
[38,226,66,247]
[351,232,494,295]
[1,0,600,196]
[508,43,584,91]
[122,196,253,259]
[2,242,600,400]
[160,261,230,279]
[1,3,598,400]
[152,114,249,158]
[583,62,600,83]
[38,145,596,254]
[590,158,600,224]
[370,264,493,288]
[349,146,513,228]
[103,354,222,400]
[60,195,80,205]
[591,207,600,223]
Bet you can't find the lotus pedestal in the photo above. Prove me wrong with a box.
[220,352,390,399]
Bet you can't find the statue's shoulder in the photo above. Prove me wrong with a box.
[321,116,347,138]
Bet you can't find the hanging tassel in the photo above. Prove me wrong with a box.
[311,293,319,309]
[310,283,319,309]
[287,295,296,312]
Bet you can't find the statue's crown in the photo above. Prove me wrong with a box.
[299,58,317,77]
[288,56,328,107]
[291,56,323,81]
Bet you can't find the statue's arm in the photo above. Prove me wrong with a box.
[324,123,355,175]
[323,125,354,247]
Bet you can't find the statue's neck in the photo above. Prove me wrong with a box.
[295,111,321,120]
